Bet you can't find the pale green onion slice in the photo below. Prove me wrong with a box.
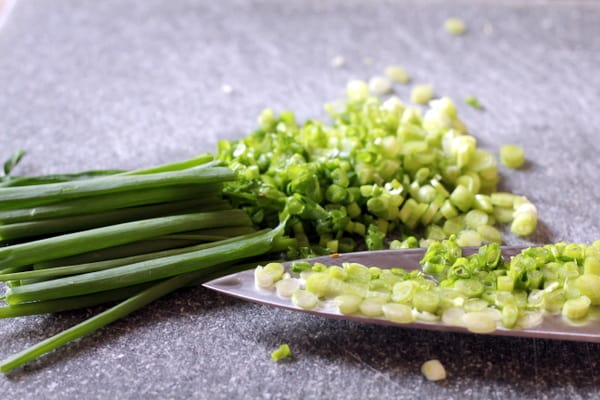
[463,298,489,312]
[368,76,393,95]
[382,303,415,323]
[583,256,600,275]
[501,304,519,328]
[511,205,537,237]
[456,230,482,247]
[410,84,434,104]
[500,144,526,169]
[292,289,319,309]
[444,18,467,35]
[465,209,489,229]
[442,307,466,327]
[264,262,284,280]
[477,225,502,244]
[516,311,544,329]
[346,80,370,102]
[335,294,363,314]
[384,65,410,84]
[462,311,496,333]
[562,296,591,320]
[359,298,385,317]
[275,278,301,298]
[255,266,274,288]
[413,290,440,313]
[421,359,447,381]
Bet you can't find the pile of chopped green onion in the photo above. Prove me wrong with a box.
[0,154,289,373]
[218,82,537,257]
[256,238,600,333]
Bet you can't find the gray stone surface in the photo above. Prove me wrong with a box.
[1,0,600,398]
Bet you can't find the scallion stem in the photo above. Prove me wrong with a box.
[0,197,230,242]
[0,166,234,211]
[0,210,252,271]
[0,184,222,224]
[6,226,281,304]
[0,227,284,374]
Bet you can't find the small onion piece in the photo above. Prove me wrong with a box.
[421,359,447,381]
[275,278,301,298]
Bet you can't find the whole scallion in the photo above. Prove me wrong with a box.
[0,157,292,374]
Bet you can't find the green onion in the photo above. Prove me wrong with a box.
[444,18,467,35]
[0,227,258,282]
[410,84,434,104]
[368,76,393,96]
[0,166,234,211]
[500,144,526,169]
[562,296,591,320]
[0,210,251,271]
[0,185,219,224]
[465,96,484,110]
[5,227,278,305]
[346,80,370,102]
[384,65,410,84]
[0,197,228,242]
[421,359,447,381]
[0,257,270,374]
[123,154,215,175]
[271,344,293,362]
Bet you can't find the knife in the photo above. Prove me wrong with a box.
[203,246,600,343]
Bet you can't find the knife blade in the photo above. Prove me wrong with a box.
[203,247,600,343]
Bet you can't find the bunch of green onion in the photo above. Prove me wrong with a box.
[0,154,289,373]
[217,82,537,257]
[256,238,600,333]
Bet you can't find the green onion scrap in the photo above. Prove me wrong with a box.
[444,18,467,36]
[271,344,293,362]
[500,144,526,169]
[465,96,484,110]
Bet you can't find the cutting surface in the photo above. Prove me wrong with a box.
[1,0,600,399]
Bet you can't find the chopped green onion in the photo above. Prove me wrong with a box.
[346,80,370,102]
[291,289,319,309]
[500,144,526,169]
[271,344,293,362]
[462,311,496,333]
[421,359,447,381]
[368,76,393,95]
[382,303,415,323]
[444,18,467,35]
[410,84,434,104]
[384,65,410,84]
[562,296,591,320]
[335,294,363,314]
[465,96,484,110]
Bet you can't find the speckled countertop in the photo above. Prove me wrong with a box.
[1,1,600,399]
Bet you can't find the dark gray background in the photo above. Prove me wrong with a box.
[1,0,600,398]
